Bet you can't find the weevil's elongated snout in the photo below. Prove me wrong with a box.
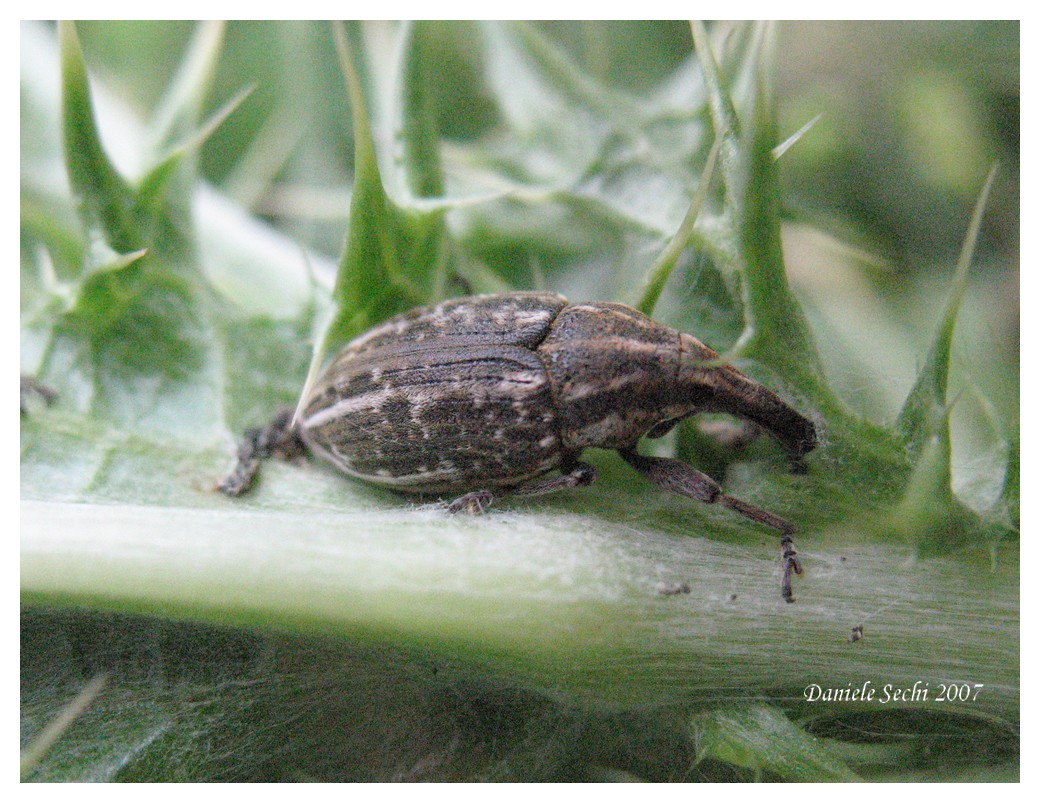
[747,389,818,457]
[678,334,818,457]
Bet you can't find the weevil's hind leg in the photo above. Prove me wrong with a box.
[218,406,304,496]
[447,461,597,515]
[619,446,801,602]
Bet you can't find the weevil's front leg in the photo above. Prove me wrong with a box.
[447,461,597,515]
[619,446,801,601]
[218,406,304,496]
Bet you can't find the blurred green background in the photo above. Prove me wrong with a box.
[70,21,1019,267]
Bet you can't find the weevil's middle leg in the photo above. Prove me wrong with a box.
[447,460,597,515]
[218,406,304,496]
[619,446,801,601]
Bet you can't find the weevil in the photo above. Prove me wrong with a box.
[220,292,818,601]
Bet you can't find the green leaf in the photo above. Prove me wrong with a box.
[636,135,721,315]
[692,704,860,781]
[146,21,226,160]
[395,22,446,201]
[313,23,446,365]
[60,21,140,253]
[22,21,1019,782]
[136,84,253,219]
[729,30,831,408]
[690,21,742,208]
[897,165,999,459]
[882,167,1002,554]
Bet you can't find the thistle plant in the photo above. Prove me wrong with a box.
[21,21,1018,782]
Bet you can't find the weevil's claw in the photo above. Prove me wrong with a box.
[780,534,802,603]
[448,490,494,515]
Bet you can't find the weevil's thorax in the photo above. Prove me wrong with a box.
[538,303,693,450]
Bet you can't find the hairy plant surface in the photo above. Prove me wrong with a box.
[21,21,1018,781]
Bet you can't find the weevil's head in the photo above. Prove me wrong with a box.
[677,333,819,458]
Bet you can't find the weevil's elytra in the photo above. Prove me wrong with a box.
[222,292,819,601]
[304,344,560,491]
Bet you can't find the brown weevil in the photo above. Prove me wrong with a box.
[221,292,818,601]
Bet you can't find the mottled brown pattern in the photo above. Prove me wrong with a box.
[300,293,817,494]
[335,292,567,360]
[300,298,568,491]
